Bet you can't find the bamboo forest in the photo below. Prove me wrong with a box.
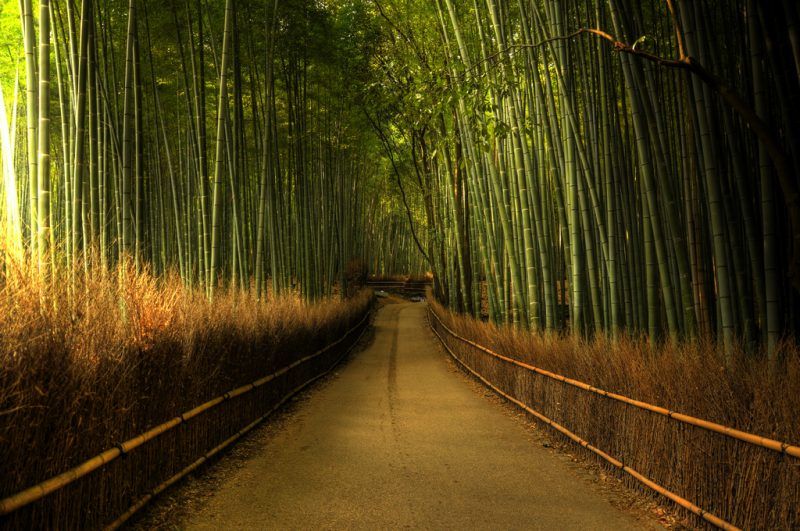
[1,0,798,530]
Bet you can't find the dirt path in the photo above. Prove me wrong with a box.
[174,302,662,530]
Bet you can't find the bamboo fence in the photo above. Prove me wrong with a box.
[428,305,799,529]
[0,306,373,529]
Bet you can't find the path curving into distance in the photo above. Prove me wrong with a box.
[163,301,661,530]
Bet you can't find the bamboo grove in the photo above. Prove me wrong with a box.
[1,0,799,355]
[365,0,800,354]
[0,0,421,301]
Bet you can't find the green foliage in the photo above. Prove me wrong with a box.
[0,0,21,100]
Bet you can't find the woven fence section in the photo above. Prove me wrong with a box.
[430,312,799,530]
[0,310,370,531]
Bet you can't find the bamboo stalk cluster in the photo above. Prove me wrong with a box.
[0,0,399,301]
[372,0,800,353]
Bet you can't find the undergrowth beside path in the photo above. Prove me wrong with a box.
[0,263,373,529]
[429,298,800,530]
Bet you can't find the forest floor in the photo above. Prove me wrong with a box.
[132,300,669,530]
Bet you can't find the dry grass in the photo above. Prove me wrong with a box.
[429,298,800,530]
[0,260,373,529]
